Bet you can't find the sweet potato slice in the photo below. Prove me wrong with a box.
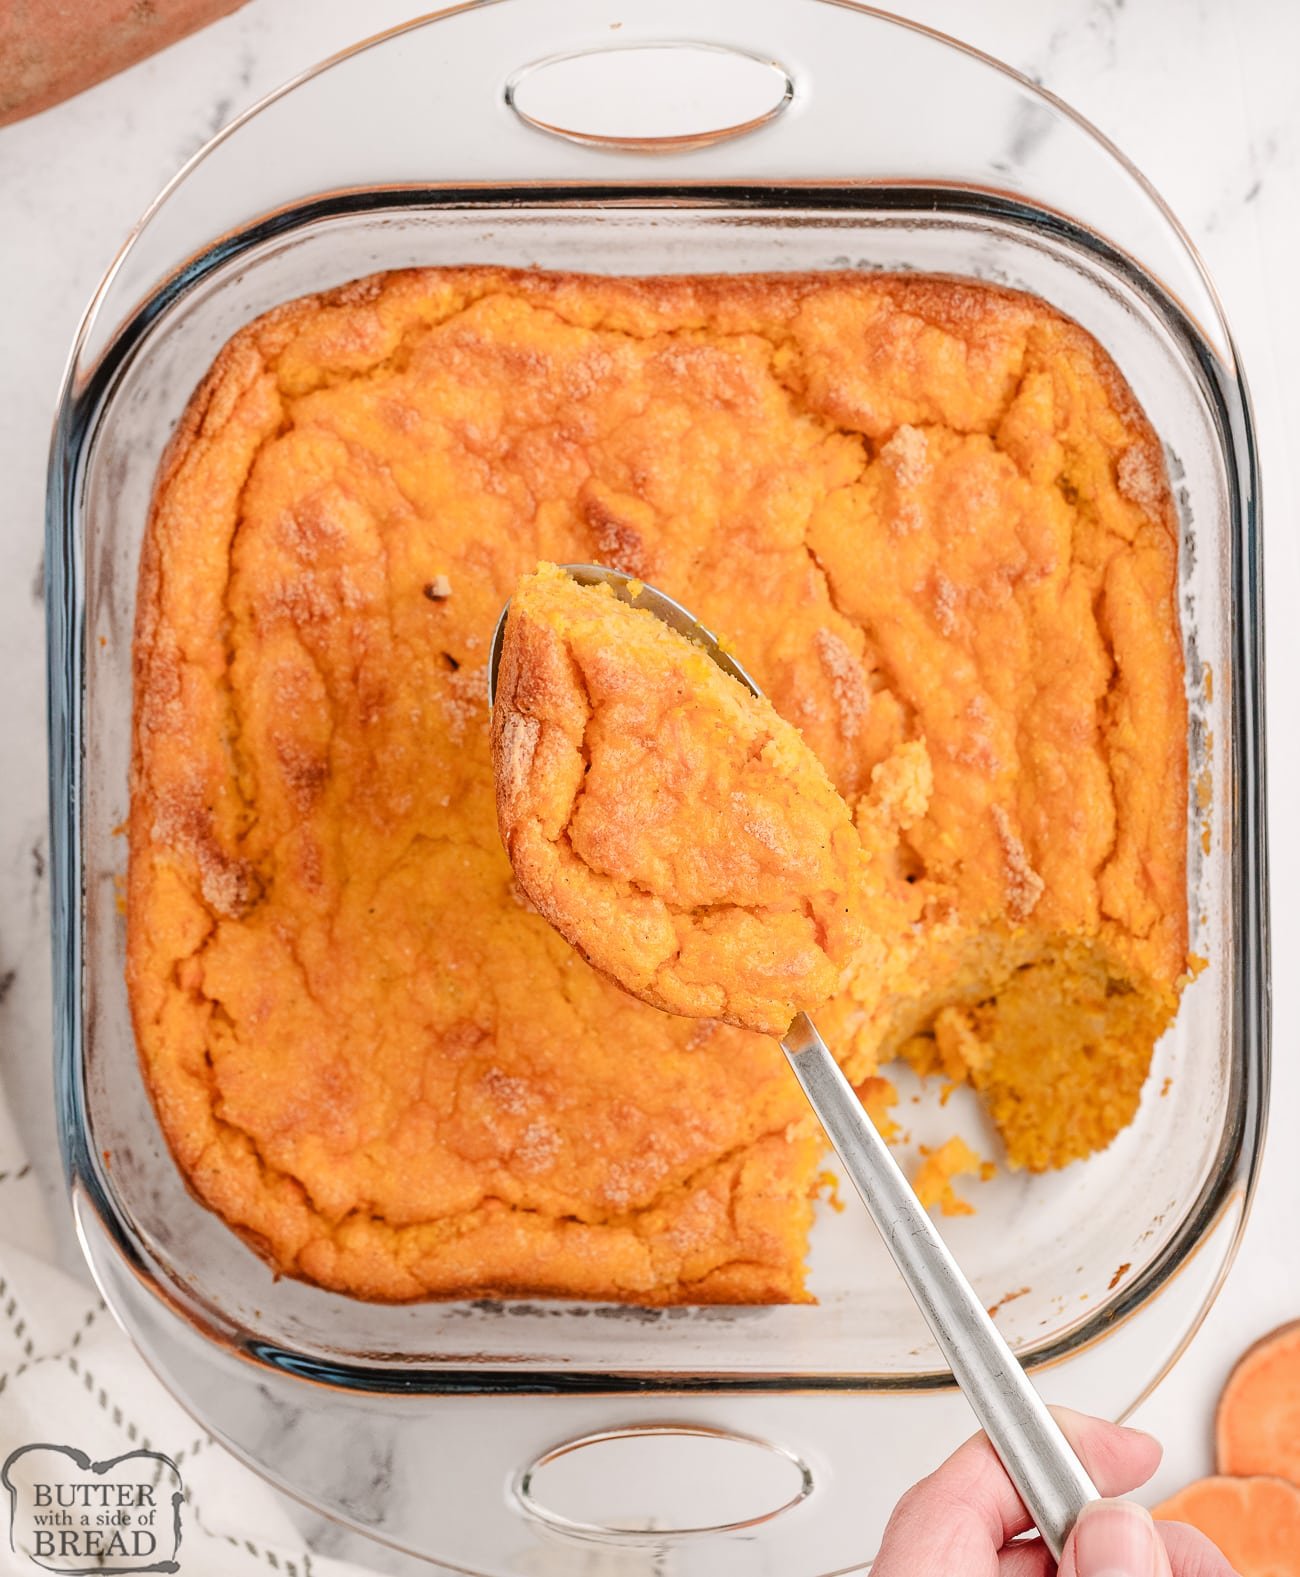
[1217,1320,1300,1485]
[0,0,248,129]
[1154,1474,1300,1575]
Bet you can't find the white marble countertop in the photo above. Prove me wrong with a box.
[0,0,1296,1569]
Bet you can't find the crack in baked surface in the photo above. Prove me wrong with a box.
[127,267,1188,1303]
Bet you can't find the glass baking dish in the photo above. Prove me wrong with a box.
[46,2,1267,1571]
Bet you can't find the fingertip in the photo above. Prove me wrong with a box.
[1062,1500,1173,1577]
[1049,1406,1164,1494]
[1049,1405,1162,1455]
[893,1411,1166,1556]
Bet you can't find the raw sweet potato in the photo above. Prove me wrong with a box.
[1217,1319,1300,1487]
[0,0,248,129]
[1154,1474,1300,1575]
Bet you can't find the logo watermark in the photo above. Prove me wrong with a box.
[2,1445,183,1574]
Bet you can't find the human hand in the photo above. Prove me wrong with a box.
[872,1407,1239,1575]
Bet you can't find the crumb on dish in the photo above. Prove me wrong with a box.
[914,1137,989,1217]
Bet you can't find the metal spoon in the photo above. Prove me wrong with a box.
[487,564,1099,1559]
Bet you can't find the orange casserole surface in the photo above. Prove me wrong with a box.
[128,267,1188,1304]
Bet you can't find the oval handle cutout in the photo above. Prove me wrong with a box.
[506,42,793,152]
[513,1423,813,1541]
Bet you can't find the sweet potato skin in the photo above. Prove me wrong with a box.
[1216,1319,1300,1485]
[1155,1474,1300,1576]
[0,0,247,128]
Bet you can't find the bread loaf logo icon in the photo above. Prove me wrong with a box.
[2,1445,182,1574]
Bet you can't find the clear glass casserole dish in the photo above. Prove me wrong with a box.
[46,2,1267,1572]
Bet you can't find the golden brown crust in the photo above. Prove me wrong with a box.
[128,265,1187,1303]
[491,566,874,1036]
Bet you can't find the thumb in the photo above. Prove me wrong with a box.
[1059,1500,1173,1577]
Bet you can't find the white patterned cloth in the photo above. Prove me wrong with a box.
[0,1078,383,1577]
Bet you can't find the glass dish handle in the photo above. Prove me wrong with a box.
[502,38,794,153]
[245,0,1069,185]
[81,0,1230,369]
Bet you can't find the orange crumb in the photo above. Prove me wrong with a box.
[816,1170,846,1213]
[856,1076,900,1143]
[914,1137,987,1217]
[987,1285,1030,1318]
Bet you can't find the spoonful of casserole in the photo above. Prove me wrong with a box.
[490,560,871,1036]
[487,561,1099,1561]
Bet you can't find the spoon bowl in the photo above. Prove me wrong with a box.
[487,562,761,709]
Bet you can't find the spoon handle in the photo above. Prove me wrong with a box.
[781,1012,1099,1559]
